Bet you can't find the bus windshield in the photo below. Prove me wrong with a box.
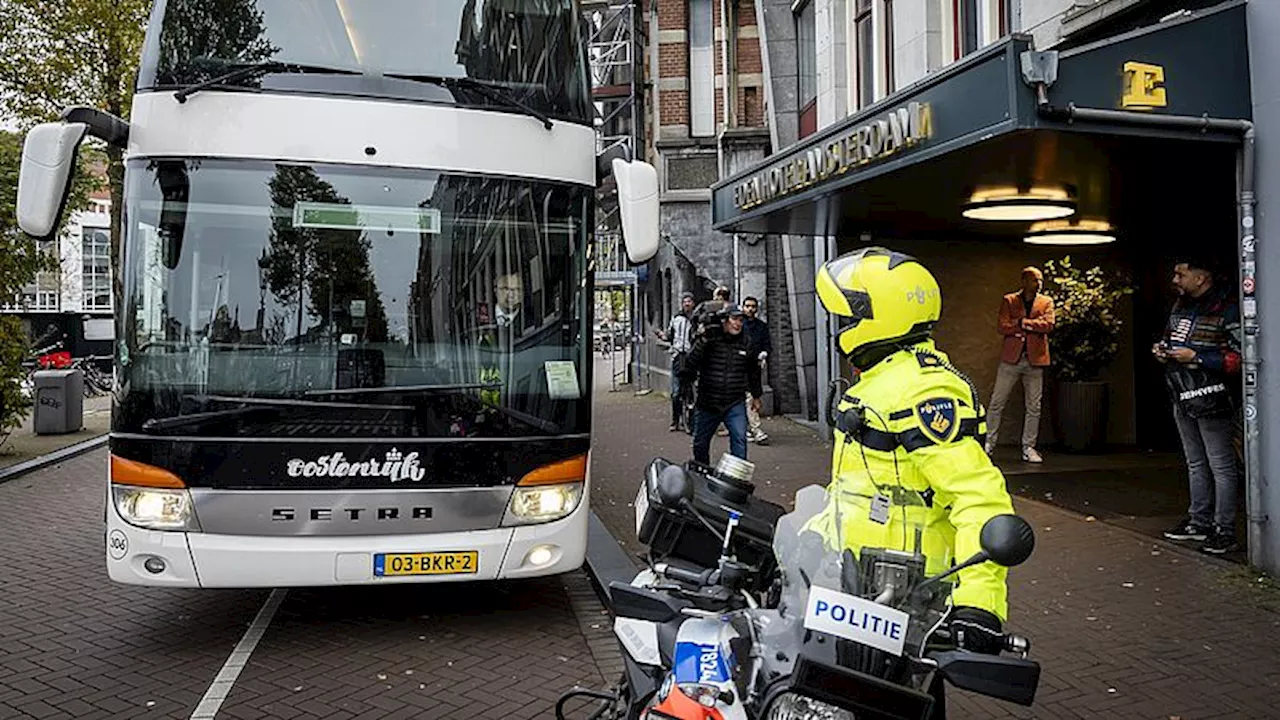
[116,158,592,439]
[137,0,592,123]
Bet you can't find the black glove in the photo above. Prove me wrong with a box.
[949,607,1004,655]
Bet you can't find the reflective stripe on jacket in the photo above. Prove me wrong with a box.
[809,340,1016,621]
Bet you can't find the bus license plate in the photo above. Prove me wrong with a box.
[374,551,479,577]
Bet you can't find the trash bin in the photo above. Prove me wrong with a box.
[33,369,84,435]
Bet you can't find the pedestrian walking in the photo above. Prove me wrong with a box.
[654,292,695,431]
[680,302,763,464]
[742,296,771,444]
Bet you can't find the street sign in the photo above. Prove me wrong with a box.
[595,270,638,286]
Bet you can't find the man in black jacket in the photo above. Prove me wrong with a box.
[742,296,772,444]
[681,303,763,464]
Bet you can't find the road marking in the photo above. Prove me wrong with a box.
[189,589,288,720]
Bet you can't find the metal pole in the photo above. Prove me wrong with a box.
[1239,129,1265,566]
[782,236,811,420]
[814,235,832,439]
[1037,99,1266,564]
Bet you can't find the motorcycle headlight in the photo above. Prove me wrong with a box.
[766,692,856,720]
[112,486,200,531]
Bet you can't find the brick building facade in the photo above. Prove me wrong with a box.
[635,0,814,416]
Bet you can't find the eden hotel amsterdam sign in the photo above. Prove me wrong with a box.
[732,101,935,211]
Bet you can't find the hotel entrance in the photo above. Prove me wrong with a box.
[710,3,1254,555]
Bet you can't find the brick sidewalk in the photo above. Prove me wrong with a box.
[0,447,616,719]
[587,382,1280,720]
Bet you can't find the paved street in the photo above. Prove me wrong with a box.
[588,374,1280,720]
[3,357,1279,720]
[0,448,614,719]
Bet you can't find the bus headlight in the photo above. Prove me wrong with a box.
[112,486,201,531]
[505,483,583,525]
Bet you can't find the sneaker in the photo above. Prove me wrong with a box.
[752,430,770,445]
[669,423,679,432]
[1201,527,1240,555]
[1021,447,1043,463]
[717,427,729,437]
[984,441,996,456]
[1164,519,1209,542]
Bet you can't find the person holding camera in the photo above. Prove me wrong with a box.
[680,302,763,464]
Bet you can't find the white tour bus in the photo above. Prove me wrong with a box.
[16,0,657,587]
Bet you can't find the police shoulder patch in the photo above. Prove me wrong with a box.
[914,396,961,444]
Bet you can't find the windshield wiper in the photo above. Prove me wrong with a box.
[142,406,270,433]
[382,73,553,130]
[202,394,413,411]
[304,382,500,397]
[174,61,363,104]
[141,393,415,434]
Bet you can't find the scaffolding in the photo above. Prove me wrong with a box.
[585,0,648,392]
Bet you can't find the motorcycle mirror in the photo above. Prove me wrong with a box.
[656,464,693,508]
[978,514,1036,568]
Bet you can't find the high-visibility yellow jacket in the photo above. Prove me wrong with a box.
[803,340,1016,621]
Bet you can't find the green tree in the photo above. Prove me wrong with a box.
[0,0,151,299]
[261,165,389,344]
[0,130,101,435]
[152,0,278,85]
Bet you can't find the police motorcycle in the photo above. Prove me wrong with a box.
[555,450,1041,720]
[555,453,787,720]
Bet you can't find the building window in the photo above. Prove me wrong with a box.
[689,0,716,137]
[83,227,112,311]
[854,0,874,109]
[7,240,60,312]
[796,0,817,138]
[954,0,978,59]
[883,0,895,95]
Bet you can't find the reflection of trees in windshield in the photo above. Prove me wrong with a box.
[153,0,279,85]
[261,165,390,344]
[455,0,589,116]
[116,159,593,438]
[140,0,589,121]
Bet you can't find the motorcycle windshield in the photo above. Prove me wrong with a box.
[762,479,955,671]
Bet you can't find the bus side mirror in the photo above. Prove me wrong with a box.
[611,157,659,264]
[17,122,89,240]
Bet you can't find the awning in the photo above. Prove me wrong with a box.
[710,0,1251,237]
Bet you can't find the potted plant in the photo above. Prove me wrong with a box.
[1042,256,1135,453]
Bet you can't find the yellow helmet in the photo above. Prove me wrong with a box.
[815,247,941,361]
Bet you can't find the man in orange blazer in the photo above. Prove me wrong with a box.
[985,267,1056,463]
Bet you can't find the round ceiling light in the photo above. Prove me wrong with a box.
[962,187,1078,221]
[1023,219,1117,245]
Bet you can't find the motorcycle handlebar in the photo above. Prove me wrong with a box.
[654,562,714,587]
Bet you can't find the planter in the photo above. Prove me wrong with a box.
[1054,381,1109,453]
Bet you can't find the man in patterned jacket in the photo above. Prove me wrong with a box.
[1155,256,1242,555]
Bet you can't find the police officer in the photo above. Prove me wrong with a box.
[808,248,1018,707]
